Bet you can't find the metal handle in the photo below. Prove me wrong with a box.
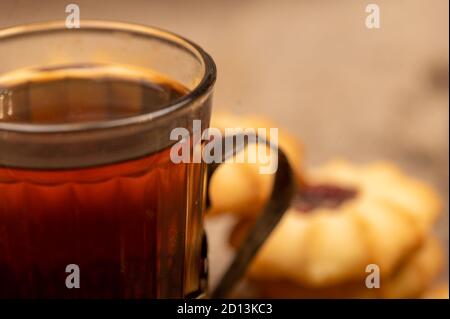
[205,134,296,298]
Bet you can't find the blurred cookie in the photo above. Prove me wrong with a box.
[208,112,304,216]
[248,236,443,298]
[422,283,449,299]
[230,160,441,287]
[381,236,443,298]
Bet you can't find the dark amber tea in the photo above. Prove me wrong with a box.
[0,65,208,298]
[0,21,216,299]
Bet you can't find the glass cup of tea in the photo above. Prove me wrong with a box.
[0,21,294,299]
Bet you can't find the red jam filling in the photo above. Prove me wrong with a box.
[293,184,357,213]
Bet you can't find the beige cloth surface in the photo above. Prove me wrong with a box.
[1,0,448,290]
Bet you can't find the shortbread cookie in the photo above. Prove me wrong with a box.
[208,112,304,216]
[248,236,443,298]
[230,160,441,287]
[422,283,449,299]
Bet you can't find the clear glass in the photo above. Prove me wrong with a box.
[0,21,216,298]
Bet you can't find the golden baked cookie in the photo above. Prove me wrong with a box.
[229,160,442,287]
[208,112,304,216]
[422,283,449,299]
[247,236,443,299]
[380,236,443,298]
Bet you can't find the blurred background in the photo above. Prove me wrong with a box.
[0,0,448,295]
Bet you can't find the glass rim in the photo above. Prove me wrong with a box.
[0,20,216,134]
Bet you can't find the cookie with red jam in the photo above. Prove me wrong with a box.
[229,160,442,289]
